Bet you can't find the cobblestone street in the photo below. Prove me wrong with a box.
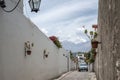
[55,71,90,80]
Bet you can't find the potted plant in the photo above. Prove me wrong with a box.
[91,31,99,48]
[24,41,33,56]
[92,24,98,31]
[91,40,99,48]
[45,54,48,58]
[27,50,32,55]
[84,25,99,48]
[43,49,49,58]
[49,36,62,48]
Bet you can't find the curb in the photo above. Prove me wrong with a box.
[89,72,97,80]
[54,71,72,80]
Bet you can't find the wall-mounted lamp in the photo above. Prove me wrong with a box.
[0,0,6,8]
[29,0,41,13]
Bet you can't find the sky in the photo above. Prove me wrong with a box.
[24,0,98,52]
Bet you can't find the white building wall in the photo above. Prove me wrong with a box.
[0,0,70,80]
[58,49,68,75]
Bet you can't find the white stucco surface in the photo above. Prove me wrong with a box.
[0,0,74,80]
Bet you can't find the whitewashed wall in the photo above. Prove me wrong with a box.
[0,0,70,80]
[58,49,68,74]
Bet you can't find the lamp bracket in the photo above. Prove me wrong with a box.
[0,0,6,8]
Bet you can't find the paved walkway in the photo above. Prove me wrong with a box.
[54,71,90,80]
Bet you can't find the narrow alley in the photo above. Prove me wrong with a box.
[1,0,120,80]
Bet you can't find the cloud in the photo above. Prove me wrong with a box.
[24,0,98,52]
[33,15,97,44]
[31,0,98,24]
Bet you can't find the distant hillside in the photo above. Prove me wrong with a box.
[61,40,91,52]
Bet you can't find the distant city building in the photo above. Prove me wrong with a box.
[75,52,86,64]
